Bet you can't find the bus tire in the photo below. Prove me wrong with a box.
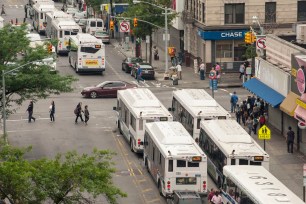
[158,180,163,196]
[118,121,122,134]
[130,139,134,152]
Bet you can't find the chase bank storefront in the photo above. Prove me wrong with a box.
[198,29,248,72]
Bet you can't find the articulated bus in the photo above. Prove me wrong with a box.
[144,122,207,197]
[68,33,106,73]
[198,119,269,187]
[113,88,173,153]
[222,166,304,204]
[51,19,81,54]
[169,89,230,140]
[32,1,55,34]
[45,10,72,38]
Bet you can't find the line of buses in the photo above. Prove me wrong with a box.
[113,88,304,204]
[28,0,106,74]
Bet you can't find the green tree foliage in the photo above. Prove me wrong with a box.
[0,24,76,116]
[123,0,176,63]
[0,144,127,204]
[243,44,257,60]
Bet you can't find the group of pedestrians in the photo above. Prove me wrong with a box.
[234,95,269,135]
[26,100,90,125]
[74,102,90,125]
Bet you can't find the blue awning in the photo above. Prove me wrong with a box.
[243,78,285,108]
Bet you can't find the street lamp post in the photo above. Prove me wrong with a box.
[2,59,52,143]
[132,0,170,73]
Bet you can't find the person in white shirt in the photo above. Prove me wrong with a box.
[199,62,205,80]
[211,190,223,204]
[176,63,182,80]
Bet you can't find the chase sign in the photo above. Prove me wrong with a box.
[198,29,248,40]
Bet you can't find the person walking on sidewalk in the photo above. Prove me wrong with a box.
[252,116,259,135]
[246,116,253,135]
[239,62,245,79]
[199,61,205,80]
[235,104,241,124]
[27,100,36,123]
[84,105,89,125]
[176,63,182,80]
[153,46,159,60]
[136,64,145,83]
[49,100,55,122]
[1,4,6,15]
[74,102,84,124]
[286,126,295,153]
[230,91,238,113]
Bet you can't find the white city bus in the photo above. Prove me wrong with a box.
[198,119,269,187]
[222,166,304,204]
[85,18,104,34]
[168,89,230,140]
[45,10,72,38]
[144,122,207,197]
[33,1,55,34]
[113,88,173,153]
[51,19,81,54]
[68,33,106,73]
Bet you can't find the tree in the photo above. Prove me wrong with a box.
[0,24,76,117]
[0,144,127,204]
[123,0,176,64]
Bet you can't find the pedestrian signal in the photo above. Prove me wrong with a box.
[133,18,138,27]
[110,20,114,31]
[244,32,252,44]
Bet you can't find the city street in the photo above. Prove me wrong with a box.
[3,0,306,203]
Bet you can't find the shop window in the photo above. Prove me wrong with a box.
[298,1,306,21]
[265,2,276,23]
[216,43,232,58]
[224,3,245,24]
[234,44,246,61]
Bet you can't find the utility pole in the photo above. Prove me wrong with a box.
[110,0,114,38]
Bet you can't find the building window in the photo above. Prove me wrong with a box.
[216,42,233,58]
[202,3,205,23]
[224,3,245,24]
[265,2,276,23]
[298,1,306,21]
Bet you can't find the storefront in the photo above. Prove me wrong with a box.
[197,29,248,72]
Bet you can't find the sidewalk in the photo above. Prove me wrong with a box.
[111,39,243,89]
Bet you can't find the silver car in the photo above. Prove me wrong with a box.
[94,31,110,44]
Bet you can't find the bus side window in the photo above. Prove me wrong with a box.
[239,159,248,165]
[168,160,173,172]
[139,119,143,130]
[40,12,43,19]
[59,31,63,38]
[231,159,236,165]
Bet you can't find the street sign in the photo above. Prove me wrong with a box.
[256,36,266,49]
[119,21,130,33]
[258,125,271,140]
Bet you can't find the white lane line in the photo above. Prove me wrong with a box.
[106,60,123,80]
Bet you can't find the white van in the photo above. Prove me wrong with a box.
[85,18,104,35]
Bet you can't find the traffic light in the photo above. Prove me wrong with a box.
[251,33,257,43]
[133,18,138,27]
[244,32,252,44]
[47,43,52,54]
[110,20,114,31]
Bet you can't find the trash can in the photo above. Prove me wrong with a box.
[172,77,179,85]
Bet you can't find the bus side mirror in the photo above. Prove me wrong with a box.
[113,107,117,111]
[140,141,144,145]
[168,107,175,111]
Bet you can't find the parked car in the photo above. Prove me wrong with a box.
[94,31,110,44]
[122,57,143,73]
[81,81,137,98]
[131,63,155,79]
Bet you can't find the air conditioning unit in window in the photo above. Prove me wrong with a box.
[296,24,306,44]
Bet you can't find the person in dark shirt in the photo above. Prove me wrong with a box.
[286,126,295,153]
[26,100,36,123]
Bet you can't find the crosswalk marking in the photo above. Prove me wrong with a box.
[130,80,168,88]
[8,5,24,8]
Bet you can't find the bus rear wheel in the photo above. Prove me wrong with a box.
[158,180,163,196]
[130,139,134,152]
